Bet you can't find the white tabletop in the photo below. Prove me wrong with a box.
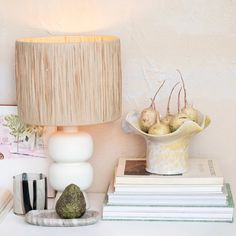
[0,193,235,236]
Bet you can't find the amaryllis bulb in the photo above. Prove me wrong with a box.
[148,122,171,135]
[181,105,198,123]
[169,113,190,132]
[176,69,198,123]
[161,114,174,125]
[139,80,165,133]
[139,108,159,132]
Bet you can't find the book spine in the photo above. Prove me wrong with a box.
[115,177,224,185]
[103,205,233,213]
[114,185,223,194]
[107,199,227,207]
[102,216,233,223]
[103,211,232,219]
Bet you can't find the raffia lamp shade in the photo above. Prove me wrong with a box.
[15,35,122,126]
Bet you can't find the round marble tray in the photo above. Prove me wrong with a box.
[25,210,100,227]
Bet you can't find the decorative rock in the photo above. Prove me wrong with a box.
[55,184,86,219]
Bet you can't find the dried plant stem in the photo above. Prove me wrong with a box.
[166,82,180,115]
[150,80,166,108]
[176,69,187,108]
[178,87,183,113]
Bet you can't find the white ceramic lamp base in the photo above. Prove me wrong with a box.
[48,127,93,196]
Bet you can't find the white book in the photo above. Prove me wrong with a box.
[103,204,233,214]
[114,184,223,194]
[103,184,234,222]
[103,217,233,223]
[115,158,224,186]
[103,211,233,219]
[107,182,227,206]
[103,213,233,222]
[115,184,222,194]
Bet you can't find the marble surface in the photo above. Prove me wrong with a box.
[25,209,100,227]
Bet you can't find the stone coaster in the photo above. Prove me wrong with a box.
[25,209,100,227]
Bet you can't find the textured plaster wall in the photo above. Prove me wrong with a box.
[0,0,236,193]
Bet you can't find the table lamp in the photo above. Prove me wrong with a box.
[15,35,122,197]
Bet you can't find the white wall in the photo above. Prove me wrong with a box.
[0,0,236,194]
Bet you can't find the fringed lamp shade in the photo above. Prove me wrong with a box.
[15,36,122,126]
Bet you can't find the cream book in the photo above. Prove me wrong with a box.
[115,158,224,185]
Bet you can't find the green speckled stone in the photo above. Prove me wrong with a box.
[55,184,86,219]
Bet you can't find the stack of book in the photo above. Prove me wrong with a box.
[103,158,234,222]
[0,189,12,223]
